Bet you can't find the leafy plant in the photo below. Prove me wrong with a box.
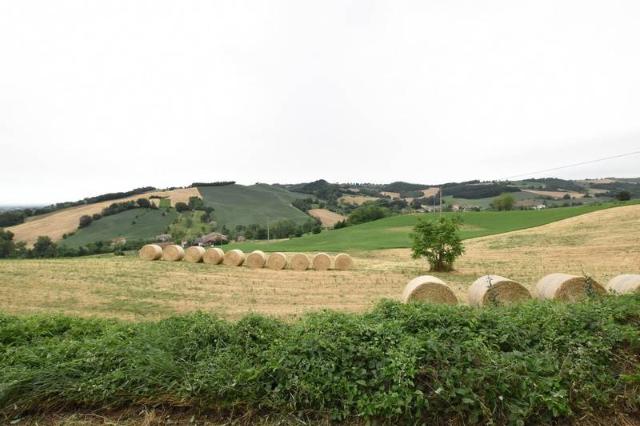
[411,216,464,271]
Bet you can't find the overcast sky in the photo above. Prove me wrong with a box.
[1,0,639,205]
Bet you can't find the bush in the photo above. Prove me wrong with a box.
[175,202,190,212]
[411,216,464,271]
[0,296,638,423]
[136,198,151,208]
[491,193,516,211]
[78,215,93,229]
[616,191,631,201]
[347,204,391,225]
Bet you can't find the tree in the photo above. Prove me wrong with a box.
[0,228,16,258]
[491,193,515,211]
[347,204,390,225]
[136,198,151,208]
[616,191,631,201]
[78,215,93,228]
[175,202,190,212]
[188,196,205,210]
[411,216,464,272]
[32,236,57,258]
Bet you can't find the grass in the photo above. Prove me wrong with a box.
[59,209,177,248]
[198,183,311,229]
[227,202,632,252]
[1,296,638,424]
[1,204,639,321]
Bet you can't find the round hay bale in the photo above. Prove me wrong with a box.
[266,252,287,270]
[246,250,267,269]
[203,248,224,265]
[223,249,245,267]
[162,244,185,262]
[290,253,310,271]
[138,244,162,261]
[334,253,353,270]
[401,275,458,305]
[312,253,331,271]
[535,273,606,302]
[184,246,205,263]
[468,275,531,306]
[607,274,640,295]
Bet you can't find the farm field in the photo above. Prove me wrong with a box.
[197,183,311,229]
[1,204,639,321]
[227,202,632,252]
[308,208,346,227]
[59,208,178,248]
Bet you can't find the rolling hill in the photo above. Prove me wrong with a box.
[59,208,178,248]
[6,188,200,245]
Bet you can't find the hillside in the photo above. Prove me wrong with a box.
[6,188,200,245]
[59,208,178,248]
[227,202,632,252]
[197,183,311,229]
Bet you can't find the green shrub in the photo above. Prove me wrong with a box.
[0,296,638,423]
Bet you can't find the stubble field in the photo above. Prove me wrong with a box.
[1,204,638,321]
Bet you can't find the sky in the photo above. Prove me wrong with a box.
[1,0,639,205]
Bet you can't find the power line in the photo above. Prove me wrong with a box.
[503,149,640,180]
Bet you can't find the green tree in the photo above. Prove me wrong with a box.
[0,228,16,258]
[347,204,390,225]
[175,202,190,212]
[616,191,631,201]
[78,215,93,228]
[32,236,57,258]
[491,193,515,211]
[411,216,464,272]
[136,198,151,208]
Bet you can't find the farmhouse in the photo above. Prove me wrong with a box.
[194,232,228,246]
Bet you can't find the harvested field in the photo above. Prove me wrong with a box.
[7,187,201,245]
[1,205,639,320]
[523,189,585,199]
[421,188,440,198]
[338,195,379,205]
[308,208,346,228]
[380,191,400,199]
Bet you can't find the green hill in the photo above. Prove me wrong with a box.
[227,202,630,252]
[198,183,311,229]
[59,209,177,247]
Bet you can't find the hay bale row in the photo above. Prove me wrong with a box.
[402,272,639,307]
[140,247,353,272]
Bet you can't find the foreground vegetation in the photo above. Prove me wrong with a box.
[1,296,638,424]
[229,202,631,252]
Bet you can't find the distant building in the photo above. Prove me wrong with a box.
[155,234,172,242]
[194,232,229,246]
[533,204,547,210]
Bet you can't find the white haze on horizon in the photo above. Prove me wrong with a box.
[1,0,640,205]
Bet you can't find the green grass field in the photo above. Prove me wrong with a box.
[227,202,630,252]
[198,183,311,229]
[59,209,177,247]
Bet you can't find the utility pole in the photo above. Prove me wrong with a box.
[439,187,443,216]
[267,218,270,241]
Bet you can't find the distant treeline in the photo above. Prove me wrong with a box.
[442,182,521,199]
[0,187,156,227]
[191,181,235,187]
